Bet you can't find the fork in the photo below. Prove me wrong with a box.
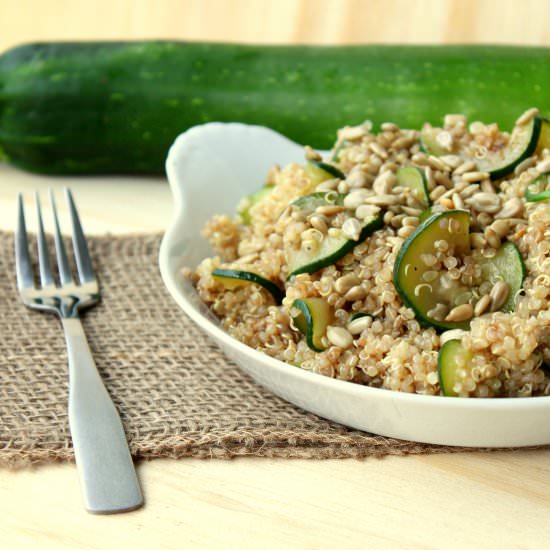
[15,188,143,514]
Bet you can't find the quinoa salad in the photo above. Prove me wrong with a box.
[186,108,550,398]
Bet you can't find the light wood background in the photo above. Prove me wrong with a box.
[1,0,550,52]
[2,1,550,549]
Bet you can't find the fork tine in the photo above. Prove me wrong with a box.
[15,193,34,290]
[65,188,95,283]
[49,189,74,286]
[35,192,55,288]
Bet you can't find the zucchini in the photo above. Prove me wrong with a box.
[438,339,473,397]
[212,268,284,304]
[237,184,275,224]
[304,161,345,186]
[476,241,526,313]
[537,117,550,153]
[291,297,332,352]
[394,210,526,330]
[525,173,550,202]
[395,166,431,208]
[285,192,383,277]
[393,210,471,330]
[421,116,542,180]
[2,42,550,174]
[475,116,541,180]
[420,126,451,157]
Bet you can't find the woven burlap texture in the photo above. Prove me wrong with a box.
[0,231,520,468]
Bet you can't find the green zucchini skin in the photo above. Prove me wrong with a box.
[2,41,550,174]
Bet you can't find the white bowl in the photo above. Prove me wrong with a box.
[159,122,550,447]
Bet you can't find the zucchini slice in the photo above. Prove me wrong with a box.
[421,116,542,181]
[304,160,345,185]
[395,166,431,208]
[393,210,471,330]
[537,117,550,153]
[525,173,550,202]
[291,297,332,352]
[438,339,473,397]
[212,269,284,304]
[476,116,542,180]
[476,241,526,313]
[418,206,434,224]
[286,192,383,277]
[420,125,454,156]
[237,184,275,225]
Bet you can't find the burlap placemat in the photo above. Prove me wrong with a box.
[0,230,525,468]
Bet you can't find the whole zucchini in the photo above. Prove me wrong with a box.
[1,41,550,175]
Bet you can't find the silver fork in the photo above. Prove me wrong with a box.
[15,188,143,514]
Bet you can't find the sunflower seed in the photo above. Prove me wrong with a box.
[489,281,510,312]
[452,192,464,209]
[316,205,346,216]
[364,194,400,206]
[514,156,536,176]
[347,315,372,335]
[453,161,476,176]
[462,171,491,183]
[495,197,523,219]
[474,294,492,317]
[342,217,363,240]
[484,227,501,249]
[444,303,474,322]
[343,189,371,209]
[309,215,328,233]
[356,204,381,220]
[536,158,550,173]
[346,167,370,188]
[335,273,360,294]
[326,325,353,348]
[467,192,501,213]
[515,107,539,126]
[304,145,322,161]
[340,126,367,141]
[344,285,367,301]
[373,171,396,195]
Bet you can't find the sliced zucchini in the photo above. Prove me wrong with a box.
[418,206,434,224]
[237,184,275,225]
[438,339,473,397]
[537,117,550,153]
[304,160,345,185]
[393,210,471,330]
[395,166,431,208]
[525,173,550,202]
[476,116,541,180]
[291,298,332,352]
[212,269,284,304]
[476,241,526,313]
[286,192,383,277]
[420,125,454,156]
[421,115,542,181]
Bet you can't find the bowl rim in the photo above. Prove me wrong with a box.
[159,121,550,413]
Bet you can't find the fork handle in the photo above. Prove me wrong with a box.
[63,317,143,514]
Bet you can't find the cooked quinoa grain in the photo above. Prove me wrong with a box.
[190,111,550,398]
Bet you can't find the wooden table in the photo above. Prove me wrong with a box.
[2,157,550,550]
[2,1,550,547]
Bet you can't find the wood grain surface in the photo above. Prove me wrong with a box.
[2,1,550,548]
[1,0,550,52]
